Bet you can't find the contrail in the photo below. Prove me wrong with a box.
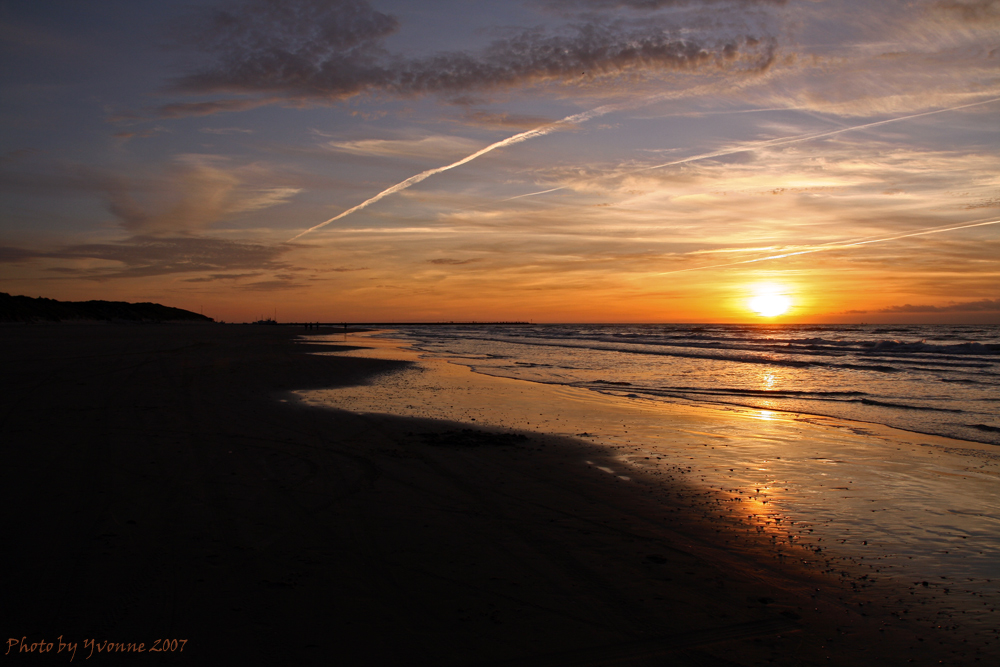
[640,96,1000,173]
[498,186,565,203]
[655,218,1000,276]
[287,80,737,239]
[502,96,1000,203]
[289,95,999,240]
[287,106,615,241]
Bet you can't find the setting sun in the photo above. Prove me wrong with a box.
[748,287,792,317]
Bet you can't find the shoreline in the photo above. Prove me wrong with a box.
[382,322,1000,449]
[299,330,1000,659]
[3,324,995,665]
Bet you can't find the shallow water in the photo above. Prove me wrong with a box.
[382,323,1000,446]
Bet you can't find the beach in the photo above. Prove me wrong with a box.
[2,324,995,665]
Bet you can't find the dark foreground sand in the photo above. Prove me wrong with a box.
[1,325,989,665]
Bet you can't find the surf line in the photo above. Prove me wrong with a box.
[654,218,1000,276]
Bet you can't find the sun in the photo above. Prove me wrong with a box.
[748,286,792,317]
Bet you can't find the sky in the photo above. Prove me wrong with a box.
[1,0,998,323]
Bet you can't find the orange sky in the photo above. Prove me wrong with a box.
[1,0,998,323]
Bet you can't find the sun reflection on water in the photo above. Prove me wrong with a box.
[761,372,776,390]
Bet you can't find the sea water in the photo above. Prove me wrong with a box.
[382,323,1000,446]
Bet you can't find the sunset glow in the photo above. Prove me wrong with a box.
[749,292,793,318]
[0,1,997,323]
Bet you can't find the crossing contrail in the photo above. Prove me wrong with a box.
[639,96,1000,173]
[287,106,615,241]
[503,96,1000,203]
[655,218,1000,276]
[288,95,999,241]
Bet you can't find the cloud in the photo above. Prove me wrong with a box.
[164,0,776,116]
[1,236,291,281]
[103,158,301,234]
[325,135,484,159]
[454,109,557,130]
[931,0,1000,24]
[538,0,786,8]
[113,127,168,142]
[182,272,265,283]
[315,266,370,272]
[0,154,300,235]
[200,127,255,135]
[170,0,398,99]
[155,97,278,118]
[0,246,37,262]
[427,258,481,265]
[878,298,1000,313]
[241,277,307,291]
[965,196,1000,209]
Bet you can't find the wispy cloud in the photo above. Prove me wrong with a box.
[538,0,787,8]
[878,298,1000,313]
[288,104,617,240]
[931,0,1000,24]
[182,272,265,283]
[156,98,277,119]
[325,135,483,159]
[0,154,301,235]
[200,127,254,135]
[654,218,1000,276]
[1,236,291,281]
[454,109,557,130]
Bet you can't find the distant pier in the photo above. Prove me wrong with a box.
[277,321,533,327]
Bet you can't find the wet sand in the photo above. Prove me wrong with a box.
[2,324,995,665]
[303,333,1000,648]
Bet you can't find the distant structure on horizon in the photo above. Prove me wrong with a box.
[0,292,215,324]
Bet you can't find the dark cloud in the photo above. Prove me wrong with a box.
[878,298,1000,313]
[427,258,481,265]
[0,246,37,262]
[965,197,1000,209]
[241,278,306,291]
[1,236,291,281]
[165,0,776,115]
[172,0,398,99]
[156,98,277,118]
[199,127,255,135]
[182,272,265,283]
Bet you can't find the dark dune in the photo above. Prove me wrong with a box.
[0,292,213,323]
[1,325,981,665]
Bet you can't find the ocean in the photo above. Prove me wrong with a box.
[381,323,1000,447]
